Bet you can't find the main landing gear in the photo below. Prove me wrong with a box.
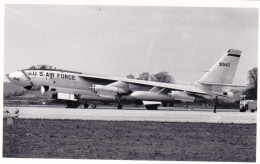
[145,104,159,110]
[83,103,96,109]
[117,104,122,109]
[66,100,80,108]
[84,103,89,108]
[80,99,96,109]
[66,100,97,109]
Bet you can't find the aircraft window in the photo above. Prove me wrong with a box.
[29,65,57,70]
[41,65,46,69]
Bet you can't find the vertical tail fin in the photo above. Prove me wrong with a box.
[199,49,242,84]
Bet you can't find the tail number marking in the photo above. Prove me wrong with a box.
[219,62,230,67]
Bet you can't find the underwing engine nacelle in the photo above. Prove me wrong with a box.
[131,91,173,101]
[90,84,128,95]
[168,91,195,102]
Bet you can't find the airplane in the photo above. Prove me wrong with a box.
[6,49,245,110]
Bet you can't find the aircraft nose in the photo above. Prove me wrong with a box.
[8,71,22,81]
[7,71,30,86]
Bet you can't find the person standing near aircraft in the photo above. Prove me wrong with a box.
[213,96,219,113]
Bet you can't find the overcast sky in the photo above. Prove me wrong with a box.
[4,5,258,85]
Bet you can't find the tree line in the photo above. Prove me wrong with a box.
[243,67,257,100]
[127,71,174,83]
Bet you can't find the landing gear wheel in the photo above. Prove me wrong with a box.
[251,109,255,113]
[90,104,96,109]
[162,102,167,107]
[117,104,122,109]
[84,104,89,108]
[145,105,159,110]
[240,108,246,112]
[66,100,80,108]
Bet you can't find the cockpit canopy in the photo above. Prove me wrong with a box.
[29,65,57,70]
[27,65,82,74]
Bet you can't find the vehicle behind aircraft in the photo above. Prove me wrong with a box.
[240,95,257,112]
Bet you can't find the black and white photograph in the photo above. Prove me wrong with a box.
[2,0,258,163]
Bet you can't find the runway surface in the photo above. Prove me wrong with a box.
[4,106,257,124]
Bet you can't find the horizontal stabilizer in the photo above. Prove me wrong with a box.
[199,82,246,89]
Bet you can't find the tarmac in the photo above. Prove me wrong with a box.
[3,106,257,124]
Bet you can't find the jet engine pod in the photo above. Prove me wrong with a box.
[90,84,128,94]
[131,91,173,101]
[169,91,195,102]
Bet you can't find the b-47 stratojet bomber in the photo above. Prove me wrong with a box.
[7,49,245,110]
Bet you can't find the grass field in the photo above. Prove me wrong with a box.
[3,118,256,162]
